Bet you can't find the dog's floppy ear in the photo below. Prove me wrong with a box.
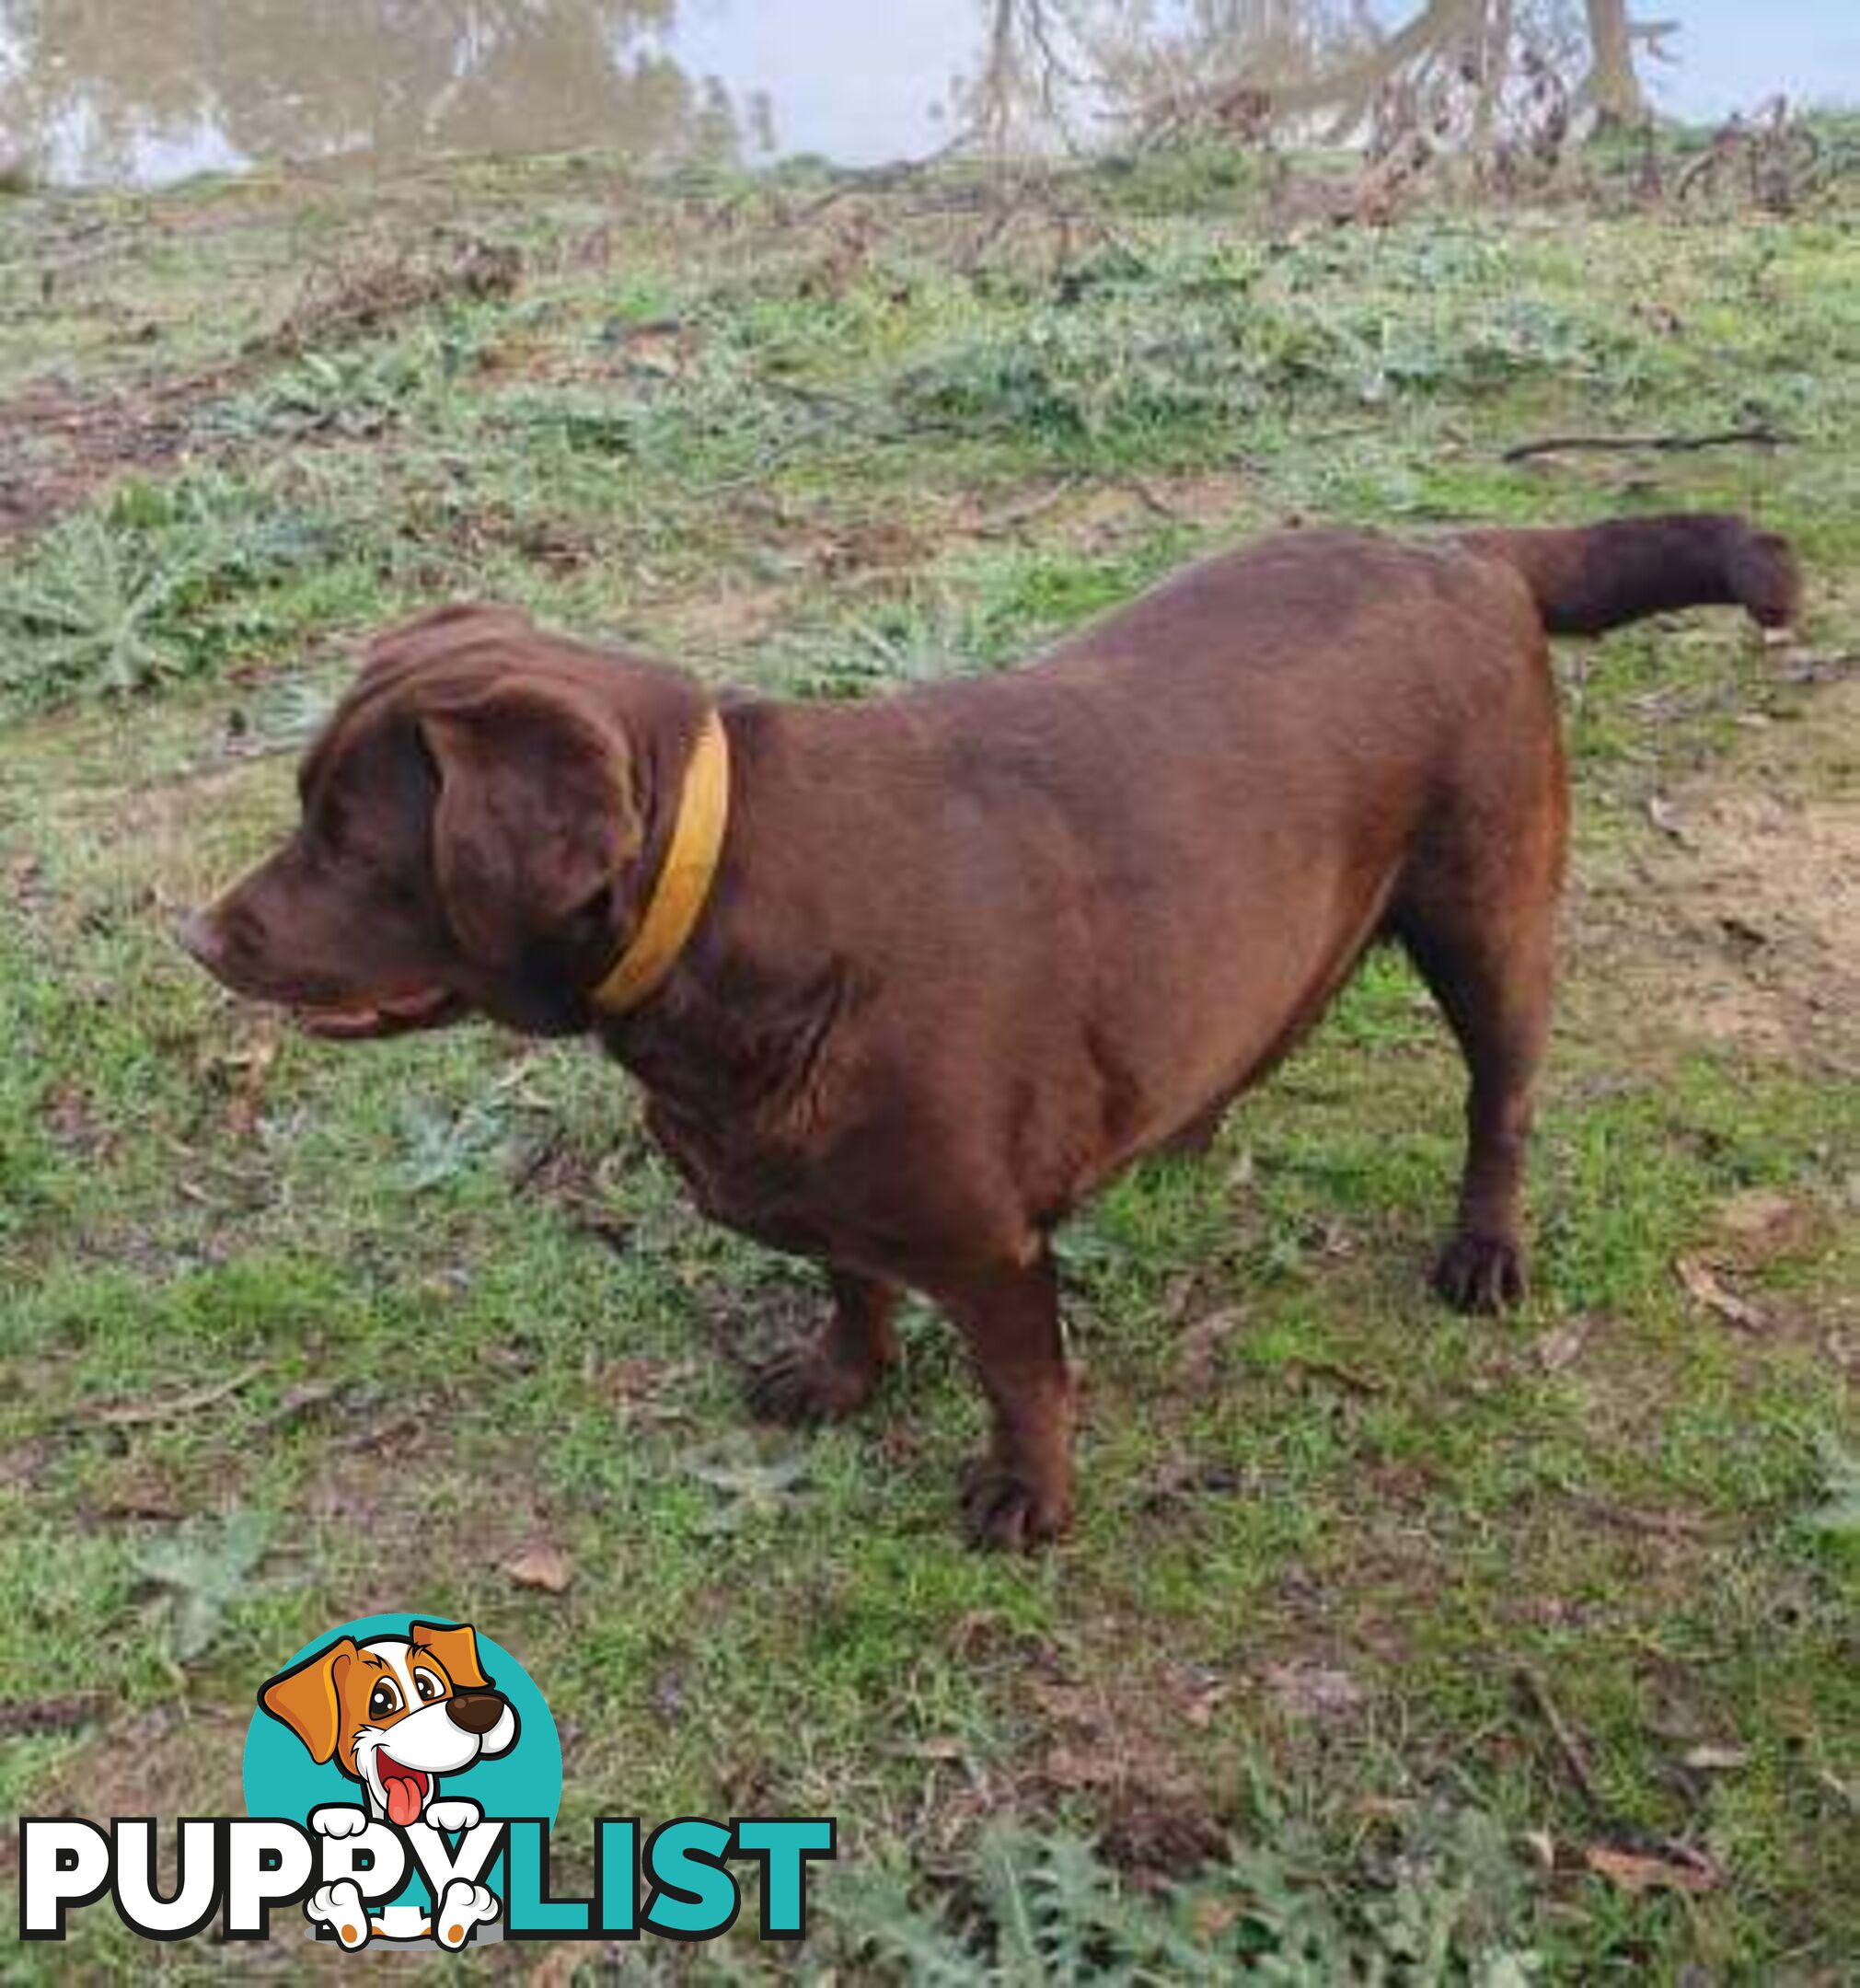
[408,1621,491,1692]
[420,686,640,969]
[260,1636,360,1764]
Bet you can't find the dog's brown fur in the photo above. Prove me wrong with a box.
[180,514,1799,1547]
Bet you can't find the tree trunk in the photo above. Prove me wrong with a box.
[1583,0,1644,128]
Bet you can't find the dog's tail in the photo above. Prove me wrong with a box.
[1459,512,1800,637]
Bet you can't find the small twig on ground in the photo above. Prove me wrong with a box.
[1773,648,1860,685]
[1548,1479,1716,1539]
[753,373,869,418]
[975,476,1083,537]
[1513,1660,1609,1815]
[509,1130,566,1195]
[1282,1356,1389,1398]
[1501,425,1791,463]
[1123,474,1191,523]
[0,1695,103,1738]
[82,1360,270,1428]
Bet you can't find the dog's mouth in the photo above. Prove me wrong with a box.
[295,988,468,1040]
[375,1751,432,1827]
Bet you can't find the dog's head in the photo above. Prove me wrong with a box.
[260,1622,519,1827]
[177,605,710,1038]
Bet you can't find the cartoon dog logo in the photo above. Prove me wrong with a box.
[260,1620,518,1948]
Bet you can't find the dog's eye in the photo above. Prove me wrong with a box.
[412,1669,444,1702]
[368,1681,402,1720]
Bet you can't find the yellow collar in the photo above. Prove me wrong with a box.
[591,709,730,1016]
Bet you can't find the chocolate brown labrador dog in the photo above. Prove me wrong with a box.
[179,513,1797,1547]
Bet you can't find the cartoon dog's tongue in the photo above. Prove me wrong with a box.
[378,1757,428,1826]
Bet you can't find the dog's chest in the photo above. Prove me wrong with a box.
[644,1097,835,1256]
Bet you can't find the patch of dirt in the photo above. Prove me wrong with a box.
[297,1404,547,1618]
[73,1452,194,1526]
[1021,1654,1234,1878]
[958,467,1255,552]
[1573,677,1859,1071]
[0,234,522,541]
[0,381,196,537]
[38,1702,248,1835]
[650,583,800,658]
[814,516,936,577]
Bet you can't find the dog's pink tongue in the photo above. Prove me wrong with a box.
[384,1773,422,1827]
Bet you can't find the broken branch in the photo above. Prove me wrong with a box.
[1503,425,1790,463]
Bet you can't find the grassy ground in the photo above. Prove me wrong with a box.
[1,145,1855,1981]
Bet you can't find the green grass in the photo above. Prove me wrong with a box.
[1,144,1855,1981]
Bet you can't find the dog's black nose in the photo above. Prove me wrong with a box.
[445,1691,506,1735]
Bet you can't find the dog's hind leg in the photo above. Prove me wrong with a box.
[1394,744,1566,1314]
[935,1246,1076,1551]
[1402,905,1556,1312]
[748,1268,901,1426]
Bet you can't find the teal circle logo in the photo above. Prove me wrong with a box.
[243,1606,556,1820]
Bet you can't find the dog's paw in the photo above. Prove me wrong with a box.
[959,1456,1071,1552]
[309,1804,370,1839]
[1433,1231,1528,1314]
[433,1879,499,1950]
[747,1345,881,1427]
[425,1798,482,1832]
[307,1880,371,1949]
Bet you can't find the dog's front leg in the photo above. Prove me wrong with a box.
[303,1805,375,1948]
[309,1803,369,1840]
[306,1879,371,1949]
[748,1268,901,1426]
[433,1878,500,1949]
[937,1247,1076,1551]
[425,1797,482,1832]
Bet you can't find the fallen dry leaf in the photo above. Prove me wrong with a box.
[1262,1662,1365,1721]
[1714,1188,1812,1265]
[525,1943,583,1988]
[1584,1844,1720,1895]
[1176,1308,1242,1386]
[1167,1665,1230,1730]
[1041,1742,1113,1791]
[1534,1322,1589,1373]
[1675,1255,1765,1332]
[1189,1896,1242,1941]
[1028,1678,1111,1735]
[586,1355,698,1424]
[1646,793,1694,846]
[1716,1188,1799,1239]
[1682,1743,1750,1772]
[504,1545,573,1594]
[222,1037,279,1138]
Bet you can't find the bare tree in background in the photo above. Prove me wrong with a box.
[1582,0,1681,128]
[0,0,756,183]
[955,0,1677,153]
